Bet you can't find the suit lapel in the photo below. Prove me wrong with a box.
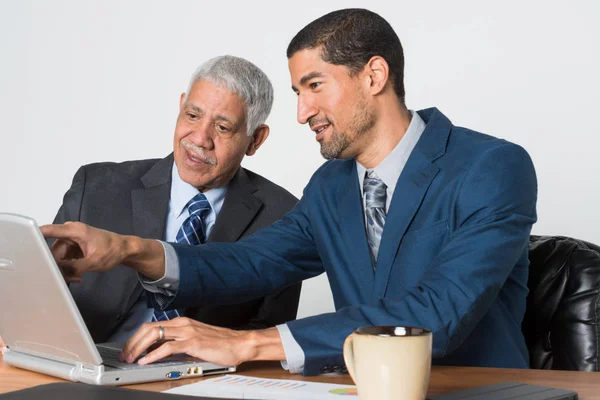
[208,168,263,243]
[185,168,262,319]
[131,154,173,240]
[124,154,173,315]
[373,152,439,297]
[373,108,451,298]
[338,162,375,291]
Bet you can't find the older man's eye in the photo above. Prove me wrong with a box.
[187,113,198,120]
[216,125,235,137]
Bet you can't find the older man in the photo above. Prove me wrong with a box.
[49,55,300,344]
[43,9,537,375]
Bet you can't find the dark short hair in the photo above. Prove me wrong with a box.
[287,8,405,103]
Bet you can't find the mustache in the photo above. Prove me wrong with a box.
[309,117,332,129]
[181,141,217,165]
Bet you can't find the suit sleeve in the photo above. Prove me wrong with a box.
[52,166,86,224]
[234,193,303,330]
[232,283,302,330]
[286,143,537,375]
[158,181,324,311]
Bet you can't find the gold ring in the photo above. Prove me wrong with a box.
[158,325,164,341]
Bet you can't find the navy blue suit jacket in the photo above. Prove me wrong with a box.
[166,108,538,375]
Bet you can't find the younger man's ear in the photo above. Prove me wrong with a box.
[364,56,390,96]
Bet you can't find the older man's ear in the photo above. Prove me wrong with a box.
[245,125,270,156]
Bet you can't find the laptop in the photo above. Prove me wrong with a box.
[0,213,236,385]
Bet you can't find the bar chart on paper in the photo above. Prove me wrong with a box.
[164,374,358,399]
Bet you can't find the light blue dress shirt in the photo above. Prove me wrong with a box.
[147,111,426,373]
[356,110,426,212]
[107,163,227,343]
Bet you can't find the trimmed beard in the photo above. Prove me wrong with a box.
[320,129,351,160]
[319,96,376,160]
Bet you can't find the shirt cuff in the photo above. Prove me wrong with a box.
[137,241,180,308]
[276,324,305,374]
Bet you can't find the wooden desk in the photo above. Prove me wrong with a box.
[1,354,599,398]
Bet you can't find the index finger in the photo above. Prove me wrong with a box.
[138,340,185,365]
[121,322,163,363]
[40,223,81,240]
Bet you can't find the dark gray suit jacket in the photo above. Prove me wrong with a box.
[53,153,301,343]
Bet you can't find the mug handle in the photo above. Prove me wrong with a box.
[342,333,357,382]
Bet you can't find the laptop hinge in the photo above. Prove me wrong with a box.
[3,348,78,381]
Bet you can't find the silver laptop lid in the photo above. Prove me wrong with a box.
[0,213,102,366]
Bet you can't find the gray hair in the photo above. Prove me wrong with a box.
[185,55,274,136]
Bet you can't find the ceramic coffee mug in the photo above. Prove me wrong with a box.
[343,326,432,400]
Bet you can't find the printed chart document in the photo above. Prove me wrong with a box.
[164,374,358,399]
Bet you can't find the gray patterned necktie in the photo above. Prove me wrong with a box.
[364,170,387,269]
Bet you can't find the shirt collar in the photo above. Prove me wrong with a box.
[356,110,426,193]
[170,163,228,218]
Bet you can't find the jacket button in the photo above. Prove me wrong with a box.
[116,313,123,320]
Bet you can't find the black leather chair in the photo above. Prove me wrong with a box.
[523,235,600,371]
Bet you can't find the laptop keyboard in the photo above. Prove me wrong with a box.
[97,346,187,370]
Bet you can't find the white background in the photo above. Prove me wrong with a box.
[0,1,598,319]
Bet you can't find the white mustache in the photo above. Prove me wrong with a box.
[181,141,217,165]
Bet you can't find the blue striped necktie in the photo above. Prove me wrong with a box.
[364,170,387,269]
[175,192,211,246]
[152,192,211,322]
